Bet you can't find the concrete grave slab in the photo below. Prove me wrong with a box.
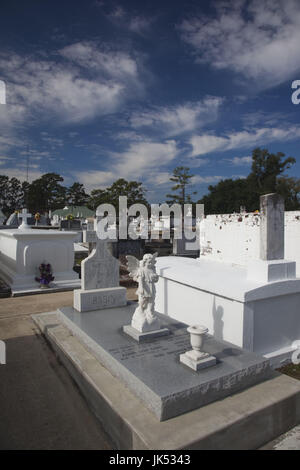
[56,304,272,421]
[32,311,300,450]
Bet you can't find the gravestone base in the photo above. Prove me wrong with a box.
[247,259,296,283]
[74,286,126,312]
[180,350,217,371]
[123,324,170,342]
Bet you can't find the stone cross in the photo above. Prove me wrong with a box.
[260,193,284,260]
[18,209,32,230]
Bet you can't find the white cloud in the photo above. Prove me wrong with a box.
[190,125,300,156]
[0,41,146,125]
[59,42,140,84]
[72,170,116,192]
[105,5,153,35]
[0,167,43,182]
[74,140,178,191]
[146,171,173,186]
[128,16,152,34]
[180,0,300,88]
[192,175,225,184]
[129,97,223,136]
[228,156,252,165]
[112,140,178,179]
[41,136,64,148]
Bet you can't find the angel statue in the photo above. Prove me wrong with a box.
[126,253,161,332]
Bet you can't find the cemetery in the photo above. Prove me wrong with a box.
[2,0,300,452]
[0,192,300,449]
[0,184,299,450]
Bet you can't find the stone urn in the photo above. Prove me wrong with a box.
[180,324,216,371]
[187,325,208,356]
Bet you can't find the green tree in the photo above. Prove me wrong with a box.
[200,178,251,214]
[166,166,197,206]
[88,189,110,210]
[7,177,24,211]
[199,148,298,213]
[276,177,300,210]
[88,178,148,211]
[0,175,10,215]
[247,147,296,199]
[27,173,66,213]
[66,182,88,206]
[0,175,28,216]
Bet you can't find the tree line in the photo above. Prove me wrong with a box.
[0,148,299,217]
[0,174,148,216]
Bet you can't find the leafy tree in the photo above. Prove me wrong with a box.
[276,177,300,210]
[199,148,298,213]
[247,147,295,198]
[7,177,24,210]
[0,175,10,215]
[0,175,28,216]
[66,182,88,206]
[166,166,197,206]
[27,173,66,213]
[88,178,148,211]
[200,178,251,214]
[88,189,110,210]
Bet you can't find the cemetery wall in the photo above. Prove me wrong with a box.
[200,211,300,275]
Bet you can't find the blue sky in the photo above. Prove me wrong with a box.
[0,0,300,203]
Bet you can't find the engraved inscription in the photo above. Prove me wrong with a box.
[109,328,191,362]
[85,292,125,308]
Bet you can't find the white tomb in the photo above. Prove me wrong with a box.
[155,194,300,367]
[0,227,80,294]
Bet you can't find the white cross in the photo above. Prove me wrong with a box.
[18,208,32,229]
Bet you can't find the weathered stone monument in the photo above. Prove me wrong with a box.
[260,193,284,260]
[247,193,296,283]
[73,238,126,312]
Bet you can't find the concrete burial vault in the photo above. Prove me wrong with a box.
[0,228,80,295]
[155,194,300,367]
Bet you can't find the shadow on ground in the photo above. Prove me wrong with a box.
[0,328,113,449]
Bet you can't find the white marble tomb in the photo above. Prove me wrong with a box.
[155,194,300,367]
[0,227,80,294]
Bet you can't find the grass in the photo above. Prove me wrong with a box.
[277,363,300,381]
